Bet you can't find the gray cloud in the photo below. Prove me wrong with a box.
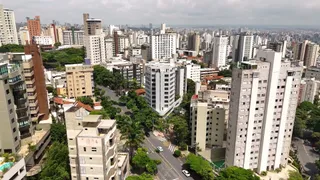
[0,0,319,26]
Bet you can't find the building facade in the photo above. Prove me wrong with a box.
[299,78,320,104]
[65,107,129,180]
[27,16,41,39]
[304,43,319,68]
[190,89,230,151]
[66,64,94,99]
[63,30,84,45]
[151,33,177,60]
[225,50,303,173]
[185,63,201,82]
[145,60,186,116]
[0,5,19,45]
[233,33,254,62]
[32,36,53,46]
[211,36,228,68]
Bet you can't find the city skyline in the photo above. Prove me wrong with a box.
[1,0,320,27]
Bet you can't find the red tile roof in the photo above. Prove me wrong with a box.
[135,89,146,95]
[74,101,94,112]
[53,97,73,105]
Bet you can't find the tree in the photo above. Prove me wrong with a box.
[288,170,303,180]
[126,173,153,180]
[120,119,145,160]
[39,142,70,180]
[132,148,160,174]
[314,95,320,106]
[77,96,94,107]
[216,166,260,180]
[41,48,85,69]
[51,123,67,144]
[185,153,215,180]
[218,69,232,77]
[0,44,24,52]
[168,115,189,146]
[54,42,62,48]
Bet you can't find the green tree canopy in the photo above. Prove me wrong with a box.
[288,170,303,180]
[54,42,62,48]
[126,173,154,180]
[51,123,67,144]
[41,48,85,69]
[216,166,260,180]
[132,148,160,174]
[39,142,70,180]
[168,115,188,146]
[77,96,94,107]
[218,69,232,77]
[185,153,215,180]
[0,44,24,53]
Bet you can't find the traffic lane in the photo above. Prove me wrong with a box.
[295,139,319,176]
[146,135,191,180]
[143,140,180,180]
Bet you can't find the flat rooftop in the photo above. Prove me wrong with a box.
[118,153,128,168]
[82,115,101,122]
[18,129,49,157]
[98,120,116,129]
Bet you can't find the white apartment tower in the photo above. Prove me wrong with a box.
[238,34,254,62]
[226,50,303,173]
[185,63,201,83]
[151,32,177,60]
[211,36,228,68]
[65,107,129,180]
[0,5,19,45]
[145,60,186,116]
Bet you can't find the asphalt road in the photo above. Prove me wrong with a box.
[293,138,319,176]
[145,134,194,180]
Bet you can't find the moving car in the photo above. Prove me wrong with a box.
[182,170,191,177]
[157,146,163,152]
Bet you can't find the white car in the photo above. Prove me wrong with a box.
[182,170,190,177]
[157,146,163,152]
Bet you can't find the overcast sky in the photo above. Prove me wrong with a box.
[1,0,320,26]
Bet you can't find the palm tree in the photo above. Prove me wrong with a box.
[120,119,145,160]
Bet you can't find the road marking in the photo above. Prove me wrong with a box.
[168,143,176,152]
[146,138,183,180]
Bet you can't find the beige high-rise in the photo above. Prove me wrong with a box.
[65,106,129,180]
[190,88,230,151]
[225,50,303,173]
[66,64,94,99]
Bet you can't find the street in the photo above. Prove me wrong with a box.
[144,134,194,180]
[293,138,319,176]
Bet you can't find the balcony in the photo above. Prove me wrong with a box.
[26,86,36,93]
[28,92,37,100]
[16,106,29,115]
[29,99,38,107]
[9,75,23,85]
[25,78,35,85]
[24,71,34,77]
[18,116,30,124]
[19,124,31,133]
[15,98,27,105]
[30,106,39,115]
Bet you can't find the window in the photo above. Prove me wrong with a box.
[84,147,86,152]
[92,147,97,152]
[8,99,11,104]
[6,89,9,94]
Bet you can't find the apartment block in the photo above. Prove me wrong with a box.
[0,156,26,180]
[211,36,228,68]
[151,32,177,60]
[145,60,186,116]
[225,50,303,173]
[0,5,19,45]
[306,66,320,80]
[65,106,129,180]
[299,78,320,104]
[66,64,94,99]
[185,63,201,83]
[190,89,230,151]
[24,44,49,120]
[63,29,84,45]
[27,16,41,38]
[233,33,254,62]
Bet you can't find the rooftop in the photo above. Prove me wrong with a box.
[18,129,49,158]
[97,120,116,129]
[117,153,128,168]
[82,115,101,122]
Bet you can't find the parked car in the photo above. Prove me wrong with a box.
[182,170,191,177]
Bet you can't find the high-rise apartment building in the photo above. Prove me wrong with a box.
[267,41,287,58]
[65,64,94,99]
[27,16,41,39]
[190,88,230,151]
[105,37,114,59]
[63,29,84,45]
[188,33,200,55]
[225,50,303,173]
[185,63,201,82]
[151,32,177,60]
[0,5,19,45]
[65,107,129,180]
[233,33,254,62]
[24,44,49,120]
[145,60,186,116]
[299,78,320,104]
[211,36,228,68]
[304,43,319,67]
[18,27,30,45]
[83,14,106,65]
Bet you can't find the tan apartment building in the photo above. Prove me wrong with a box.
[190,88,230,151]
[65,106,129,180]
[66,64,94,99]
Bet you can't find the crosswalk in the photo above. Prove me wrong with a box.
[168,143,176,152]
